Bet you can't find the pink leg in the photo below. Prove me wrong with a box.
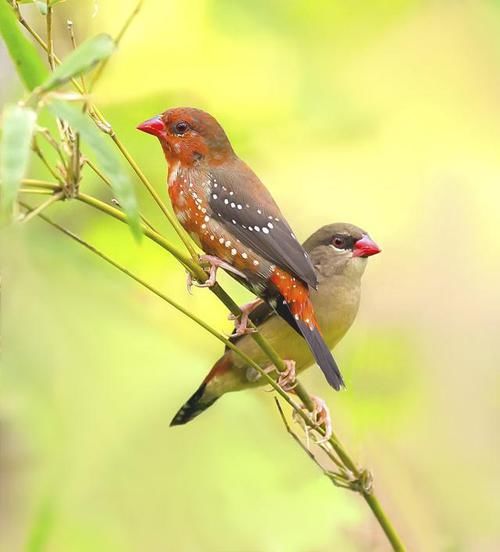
[291,394,333,444]
[187,255,246,293]
[277,360,297,391]
[260,360,296,392]
[228,298,263,336]
[310,395,332,442]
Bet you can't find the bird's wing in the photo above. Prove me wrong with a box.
[208,165,318,288]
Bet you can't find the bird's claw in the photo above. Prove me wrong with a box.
[277,360,297,392]
[228,298,263,336]
[187,254,242,293]
[309,395,333,443]
[293,394,332,444]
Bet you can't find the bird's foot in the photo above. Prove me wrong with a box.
[309,395,332,442]
[293,394,332,443]
[255,360,297,391]
[186,255,246,293]
[228,298,263,336]
[277,359,297,391]
[245,359,296,389]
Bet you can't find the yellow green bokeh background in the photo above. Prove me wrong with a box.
[1,0,499,550]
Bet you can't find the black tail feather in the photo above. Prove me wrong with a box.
[170,381,220,426]
[273,296,345,390]
[296,320,344,390]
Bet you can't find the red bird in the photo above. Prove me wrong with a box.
[137,107,343,389]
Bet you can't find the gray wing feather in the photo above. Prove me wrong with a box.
[208,167,318,288]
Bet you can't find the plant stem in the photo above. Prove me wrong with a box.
[363,494,405,552]
[9,6,407,547]
[85,159,159,233]
[21,191,64,223]
[105,130,199,261]
[32,139,64,184]
[21,202,406,551]
[76,191,312,410]
[46,5,55,70]
[19,188,54,195]
[9,2,197,261]
[18,203,300,414]
[21,180,60,190]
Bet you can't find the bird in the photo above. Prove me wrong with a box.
[137,107,354,390]
[169,222,380,428]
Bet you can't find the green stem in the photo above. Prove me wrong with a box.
[21,180,60,190]
[32,139,64,184]
[77,192,196,272]
[363,494,405,552]
[21,191,64,223]
[19,188,54,195]
[46,5,55,70]
[106,130,199,261]
[11,3,197,261]
[76,192,311,409]
[24,202,406,551]
[85,159,159,233]
[9,7,407,547]
[19,203,300,415]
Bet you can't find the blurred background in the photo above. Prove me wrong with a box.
[1,0,500,550]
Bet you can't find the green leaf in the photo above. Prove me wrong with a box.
[47,101,141,241]
[39,34,116,93]
[0,105,37,222]
[0,1,49,90]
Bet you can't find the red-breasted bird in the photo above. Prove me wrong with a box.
[169,223,380,427]
[137,108,355,390]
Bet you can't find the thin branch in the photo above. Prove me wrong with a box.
[21,180,60,190]
[85,159,159,233]
[8,6,407,548]
[8,2,198,261]
[66,19,87,93]
[20,192,64,223]
[32,139,64,184]
[75,191,314,411]
[19,188,55,195]
[17,202,304,418]
[46,5,55,70]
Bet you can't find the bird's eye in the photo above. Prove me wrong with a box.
[332,235,346,249]
[174,121,190,135]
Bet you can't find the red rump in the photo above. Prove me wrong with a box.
[270,268,317,331]
[203,355,232,385]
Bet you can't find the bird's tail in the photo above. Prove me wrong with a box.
[170,356,232,426]
[270,270,345,390]
[169,381,220,426]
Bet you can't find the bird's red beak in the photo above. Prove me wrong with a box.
[353,235,381,257]
[136,115,166,138]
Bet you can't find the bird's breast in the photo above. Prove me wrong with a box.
[167,168,275,287]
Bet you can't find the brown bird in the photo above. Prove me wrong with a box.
[169,222,381,427]
[137,108,356,390]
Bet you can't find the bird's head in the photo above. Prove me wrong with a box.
[137,107,234,168]
[303,223,381,279]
